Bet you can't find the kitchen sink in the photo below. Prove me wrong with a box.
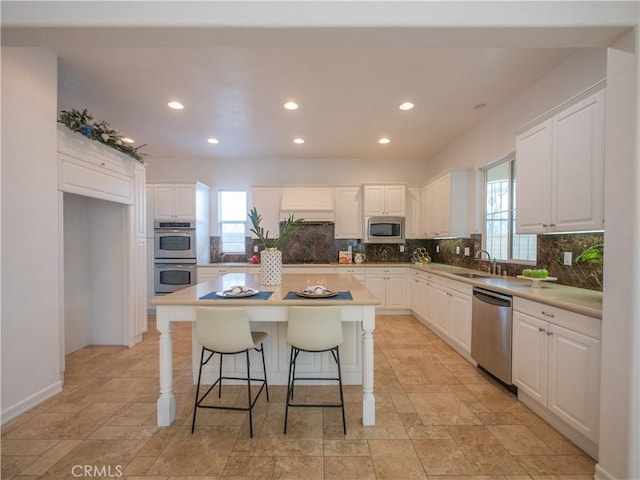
[452,272,490,279]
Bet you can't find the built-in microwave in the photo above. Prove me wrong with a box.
[364,216,405,244]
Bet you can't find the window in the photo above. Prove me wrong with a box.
[219,191,247,254]
[483,157,536,262]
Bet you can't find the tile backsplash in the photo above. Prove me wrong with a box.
[210,225,604,291]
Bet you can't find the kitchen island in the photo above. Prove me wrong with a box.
[152,272,380,427]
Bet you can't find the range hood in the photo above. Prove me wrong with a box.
[280,210,334,222]
[280,187,334,222]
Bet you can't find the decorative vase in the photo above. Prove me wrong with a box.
[260,248,282,286]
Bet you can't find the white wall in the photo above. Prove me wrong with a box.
[63,194,91,353]
[147,156,432,190]
[597,26,640,480]
[428,48,608,176]
[0,48,61,422]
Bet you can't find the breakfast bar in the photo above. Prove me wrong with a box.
[152,272,380,427]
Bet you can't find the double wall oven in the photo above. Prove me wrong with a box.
[154,220,198,295]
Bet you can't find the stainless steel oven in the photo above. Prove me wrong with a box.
[154,261,197,295]
[154,220,197,260]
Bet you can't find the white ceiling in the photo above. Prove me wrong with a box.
[55,46,578,160]
[3,1,635,161]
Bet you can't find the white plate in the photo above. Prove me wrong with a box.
[216,289,259,298]
[516,276,557,288]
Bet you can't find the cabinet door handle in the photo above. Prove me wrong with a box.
[547,331,554,336]
[447,292,453,297]
[541,311,555,318]
[549,223,556,228]
[542,224,549,228]
[538,327,546,332]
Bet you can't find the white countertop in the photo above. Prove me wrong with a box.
[198,262,603,318]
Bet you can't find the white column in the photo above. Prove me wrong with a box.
[595,25,640,480]
[361,305,376,425]
[156,308,176,426]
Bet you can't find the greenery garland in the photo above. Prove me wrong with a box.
[58,109,147,162]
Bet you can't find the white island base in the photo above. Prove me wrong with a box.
[152,273,379,427]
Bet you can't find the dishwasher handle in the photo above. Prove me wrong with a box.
[473,287,512,308]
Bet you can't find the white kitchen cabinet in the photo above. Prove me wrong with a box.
[153,183,197,220]
[57,125,134,205]
[363,185,406,216]
[512,298,601,444]
[422,170,472,238]
[134,163,147,237]
[250,187,281,240]
[280,187,333,212]
[334,187,362,239]
[145,184,155,236]
[336,266,366,283]
[516,88,605,234]
[405,187,422,239]
[198,265,248,282]
[410,271,472,356]
[365,267,408,311]
[410,270,431,324]
[133,237,148,338]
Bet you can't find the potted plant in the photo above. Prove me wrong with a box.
[248,207,303,285]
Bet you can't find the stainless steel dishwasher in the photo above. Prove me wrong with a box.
[471,287,514,386]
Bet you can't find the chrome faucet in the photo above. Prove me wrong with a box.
[475,250,492,262]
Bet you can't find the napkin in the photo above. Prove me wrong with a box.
[303,285,332,295]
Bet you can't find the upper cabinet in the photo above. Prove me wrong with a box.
[57,125,135,205]
[363,185,406,216]
[334,187,362,239]
[516,87,605,234]
[280,187,333,212]
[405,187,422,239]
[422,170,472,238]
[153,183,199,220]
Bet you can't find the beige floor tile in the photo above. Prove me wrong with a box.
[324,456,376,479]
[408,392,482,425]
[515,454,596,475]
[447,425,527,475]
[16,440,81,476]
[368,439,428,479]
[323,439,370,456]
[487,424,555,455]
[1,314,597,480]
[274,455,324,479]
[412,438,477,475]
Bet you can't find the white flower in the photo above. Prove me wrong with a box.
[101,133,109,142]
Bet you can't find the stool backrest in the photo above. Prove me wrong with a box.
[196,307,256,353]
[287,306,344,351]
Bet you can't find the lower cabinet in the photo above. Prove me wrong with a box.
[410,270,472,356]
[365,267,408,311]
[197,266,248,282]
[512,298,601,445]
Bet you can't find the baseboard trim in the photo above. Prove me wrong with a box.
[1,381,63,425]
[594,463,616,480]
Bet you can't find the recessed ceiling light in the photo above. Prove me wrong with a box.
[167,101,184,110]
[207,138,219,144]
[284,101,299,110]
[293,138,304,144]
[122,137,134,144]
[378,137,390,144]
[399,102,414,111]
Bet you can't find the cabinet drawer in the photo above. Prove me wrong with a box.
[514,297,600,339]
[365,267,408,276]
[58,134,134,178]
[336,266,366,276]
[428,273,472,296]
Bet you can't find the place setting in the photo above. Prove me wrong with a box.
[284,284,353,300]
[199,285,273,300]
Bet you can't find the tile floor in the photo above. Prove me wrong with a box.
[1,315,596,479]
